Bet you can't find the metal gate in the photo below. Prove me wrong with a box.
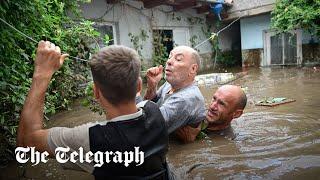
[263,30,302,66]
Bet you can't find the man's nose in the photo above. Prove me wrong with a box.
[166,57,173,66]
[209,101,218,110]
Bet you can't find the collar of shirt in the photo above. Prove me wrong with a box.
[108,108,143,123]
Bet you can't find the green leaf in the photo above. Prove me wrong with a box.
[104,34,110,45]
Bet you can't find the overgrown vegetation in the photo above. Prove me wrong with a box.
[128,29,149,64]
[216,51,236,67]
[152,30,169,67]
[82,81,105,115]
[189,35,200,52]
[0,0,99,164]
[202,22,238,68]
[271,0,320,37]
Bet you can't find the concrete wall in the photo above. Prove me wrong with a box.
[242,49,263,67]
[239,13,271,66]
[79,0,212,69]
[228,0,275,12]
[240,13,271,50]
[225,0,275,20]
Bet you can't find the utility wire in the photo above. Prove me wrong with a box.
[1,14,242,63]
[0,17,89,62]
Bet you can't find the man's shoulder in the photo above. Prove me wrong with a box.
[137,100,162,114]
[137,100,156,108]
[174,84,204,100]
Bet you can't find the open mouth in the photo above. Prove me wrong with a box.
[207,109,218,118]
[165,69,172,74]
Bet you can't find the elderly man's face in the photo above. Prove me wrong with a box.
[206,87,239,124]
[164,47,194,87]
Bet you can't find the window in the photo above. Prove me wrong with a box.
[93,23,117,48]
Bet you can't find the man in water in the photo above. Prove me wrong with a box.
[137,46,206,134]
[17,41,170,179]
[175,85,247,143]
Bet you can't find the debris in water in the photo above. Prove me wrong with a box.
[195,72,247,86]
[256,97,296,107]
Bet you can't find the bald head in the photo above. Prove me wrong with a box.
[218,85,247,110]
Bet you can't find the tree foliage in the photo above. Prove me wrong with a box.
[0,0,99,163]
[271,0,320,36]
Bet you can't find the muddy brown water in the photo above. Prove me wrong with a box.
[2,67,320,179]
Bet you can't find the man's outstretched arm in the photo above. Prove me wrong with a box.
[17,41,68,155]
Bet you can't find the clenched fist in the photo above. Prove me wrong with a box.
[146,65,163,88]
[34,41,68,78]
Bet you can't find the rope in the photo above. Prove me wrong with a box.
[194,16,242,49]
[0,17,89,62]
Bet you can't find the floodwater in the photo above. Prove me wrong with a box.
[169,67,320,179]
[2,67,320,179]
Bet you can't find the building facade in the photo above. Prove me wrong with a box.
[80,0,213,70]
[80,0,319,69]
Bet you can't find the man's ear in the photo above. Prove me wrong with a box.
[190,64,198,75]
[233,109,243,119]
[136,77,142,97]
[93,82,100,100]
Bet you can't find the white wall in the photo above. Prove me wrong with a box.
[228,0,275,13]
[80,0,212,62]
[240,13,271,50]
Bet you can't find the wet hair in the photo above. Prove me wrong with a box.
[89,45,141,105]
[237,90,247,110]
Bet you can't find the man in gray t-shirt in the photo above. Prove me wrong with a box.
[139,46,206,134]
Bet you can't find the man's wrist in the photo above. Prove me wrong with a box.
[32,71,53,81]
[144,87,157,100]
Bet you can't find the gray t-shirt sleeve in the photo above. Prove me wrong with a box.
[156,82,167,97]
[160,93,206,134]
[47,122,97,173]
[135,95,143,104]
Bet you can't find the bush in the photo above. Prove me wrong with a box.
[216,51,236,67]
[0,0,99,163]
[271,0,320,37]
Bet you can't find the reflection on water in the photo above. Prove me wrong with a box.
[169,67,320,179]
[2,67,320,179]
